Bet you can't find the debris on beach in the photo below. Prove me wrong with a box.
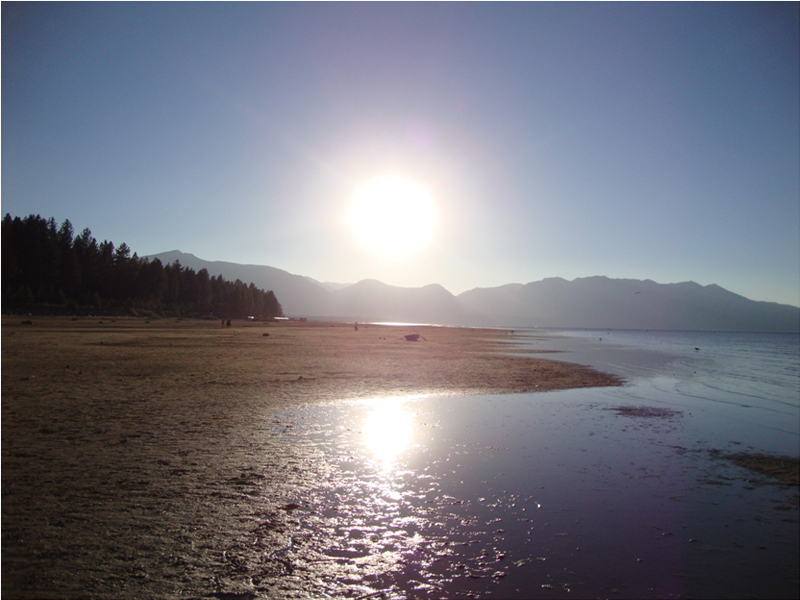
[403,333,426,341]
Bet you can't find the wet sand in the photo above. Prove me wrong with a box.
[723,453,799,488]
[1,316,620,599]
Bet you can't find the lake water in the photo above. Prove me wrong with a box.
[515,329,800,457]
[266,330,799,599]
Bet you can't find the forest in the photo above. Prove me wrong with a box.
[1,214,283,319]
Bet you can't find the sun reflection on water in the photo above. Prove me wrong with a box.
[361,397,418,467]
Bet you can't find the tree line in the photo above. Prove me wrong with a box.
[2,214,283,319]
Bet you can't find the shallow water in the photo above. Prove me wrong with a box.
[263,331,799,599]
[519,330,800,456]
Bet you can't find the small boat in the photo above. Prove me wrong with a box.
[404,333,421,342]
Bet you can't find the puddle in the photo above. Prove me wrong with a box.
[257,390,799,598]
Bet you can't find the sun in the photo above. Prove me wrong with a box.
[346,176,437,259]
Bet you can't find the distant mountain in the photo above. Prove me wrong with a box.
[145,252,800,331]
[331,279,464,325]
[309,279,353,292]
[146,251,335,317]
[458,276,800,332]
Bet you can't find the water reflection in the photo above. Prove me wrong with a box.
[264,388,798,599]
[360,397,417,468]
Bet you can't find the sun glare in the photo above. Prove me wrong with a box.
[362,401,414,467]
[347,176,437,259]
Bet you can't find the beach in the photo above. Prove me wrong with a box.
[1,316,620,599]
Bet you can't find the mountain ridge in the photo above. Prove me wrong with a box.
[145,251,800,332]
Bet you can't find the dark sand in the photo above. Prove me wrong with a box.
[723,453,799,489]
[2,316,621,599]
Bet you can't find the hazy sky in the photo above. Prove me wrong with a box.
[3,3,799,306]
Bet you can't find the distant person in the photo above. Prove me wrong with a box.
[226,319,231,328]
[354,322,358,331]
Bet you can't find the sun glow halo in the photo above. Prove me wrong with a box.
[347,176,437,259]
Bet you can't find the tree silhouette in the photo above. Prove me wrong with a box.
[2,214,283,319]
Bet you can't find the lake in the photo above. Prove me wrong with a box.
[265,330,799,599]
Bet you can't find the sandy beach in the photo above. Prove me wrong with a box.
[1,316,621,598]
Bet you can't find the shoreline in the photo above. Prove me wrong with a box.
[1,316,624,410]
[1,315,620,598]
[3,316,796,598]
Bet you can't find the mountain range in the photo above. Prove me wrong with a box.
[146,251,800,332]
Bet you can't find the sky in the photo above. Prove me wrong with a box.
[3,2,799,307]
